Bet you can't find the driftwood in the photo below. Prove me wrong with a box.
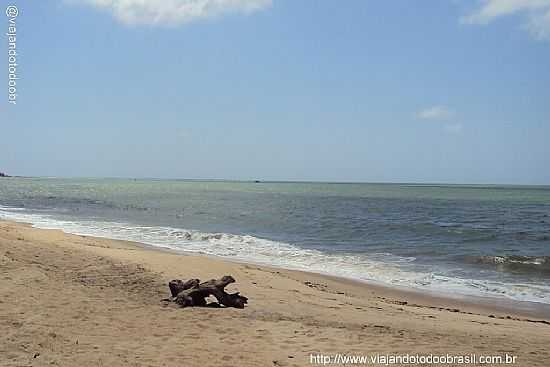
[167,275,248,309]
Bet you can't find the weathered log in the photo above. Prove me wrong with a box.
[168,278,199,297]
[167,275,248,309]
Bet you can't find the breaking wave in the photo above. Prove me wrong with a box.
[465,255,550,276]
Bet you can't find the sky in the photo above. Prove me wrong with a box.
[1,0,549,184]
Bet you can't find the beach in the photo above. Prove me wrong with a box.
[1,219,549,366]
[3,0,549,364]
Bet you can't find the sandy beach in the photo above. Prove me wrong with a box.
[1,219,550,366]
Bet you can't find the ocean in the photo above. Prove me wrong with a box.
[1,177,549,304]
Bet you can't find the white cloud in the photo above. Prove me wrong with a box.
[444,123,464,134]
[461,0,550,40]
[76,0,272,26]
[416,106,453,121]
[525,7,550,40]
[416,106,463,134]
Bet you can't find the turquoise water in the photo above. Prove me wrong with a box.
[1,177,549,303]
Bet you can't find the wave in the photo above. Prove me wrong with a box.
[465,255,550,275]
[2,205,550,305]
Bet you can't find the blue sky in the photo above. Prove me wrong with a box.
[2,0,549,184]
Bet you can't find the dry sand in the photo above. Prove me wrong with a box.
[1,220,550,366]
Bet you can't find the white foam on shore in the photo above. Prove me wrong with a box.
[2,205,550,305]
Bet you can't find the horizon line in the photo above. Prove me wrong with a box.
[3,175,550,187]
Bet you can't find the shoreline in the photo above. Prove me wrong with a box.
[133,237,550,321]
[2,219,550,366]
[5,217,550,320]
[1,193,549,308]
